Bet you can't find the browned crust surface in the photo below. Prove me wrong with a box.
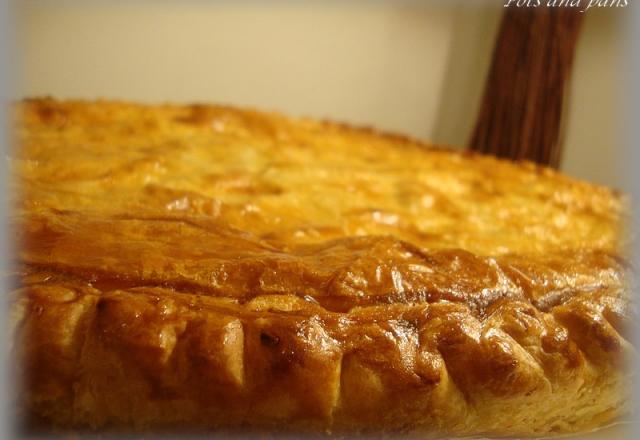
[9,98,634,436]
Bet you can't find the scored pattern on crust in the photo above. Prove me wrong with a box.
[9,99,634,435]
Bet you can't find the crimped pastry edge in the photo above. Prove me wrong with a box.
[12,273,633,436]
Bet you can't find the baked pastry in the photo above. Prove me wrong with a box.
[10,98,633,436]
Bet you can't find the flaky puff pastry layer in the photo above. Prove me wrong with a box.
[9,98,634,436]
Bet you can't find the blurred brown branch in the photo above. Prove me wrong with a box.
[469,6,584,167]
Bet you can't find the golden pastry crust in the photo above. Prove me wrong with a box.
[10,98,633,436]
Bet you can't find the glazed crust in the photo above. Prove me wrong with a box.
[9,98,634,436]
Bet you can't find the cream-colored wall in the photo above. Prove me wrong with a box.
[17,2,456,141]
[431,3,502,147]
[17,1,627,189]
[562,9,628,190]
